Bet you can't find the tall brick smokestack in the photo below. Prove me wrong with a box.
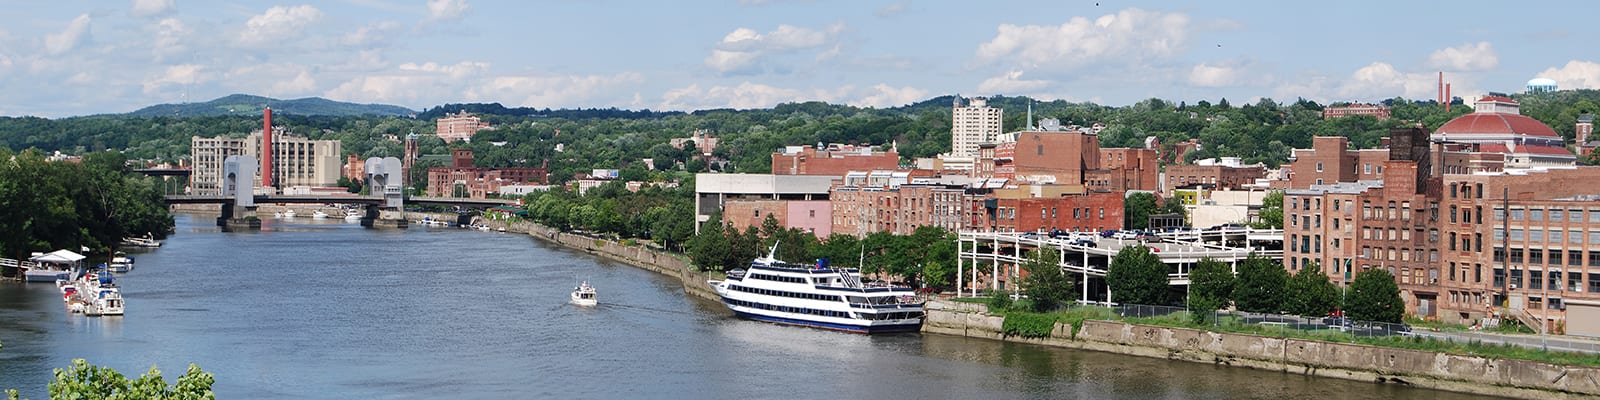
[262,107,274,188]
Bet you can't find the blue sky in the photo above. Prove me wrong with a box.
[4,0,1598,117]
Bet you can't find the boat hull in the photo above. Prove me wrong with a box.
[24,270,67,282]
[729,308,921,334]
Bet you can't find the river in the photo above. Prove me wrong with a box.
[0,213,1502,399]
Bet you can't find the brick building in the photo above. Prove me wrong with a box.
[1322,103,1392,120]
[1091,148,1159,192]
[974,130,1157,192]
[1437,167,1600,329]
[1432,95,1574,168]
[983,191,1125,233]
[771,143,899,175]
[830,170,965,237]
[723,199,832,237]
[426,149,547,198]
[1164,158,1267,192]
[435,111,491,143]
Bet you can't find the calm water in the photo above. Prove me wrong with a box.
[0,213,1501,399]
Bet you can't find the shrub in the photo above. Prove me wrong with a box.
[1002,312,1059,338]
[986,290,1013,312]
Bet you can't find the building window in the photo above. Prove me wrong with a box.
[1316,162,1324,172]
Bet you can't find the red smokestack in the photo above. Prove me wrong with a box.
[1437,72,1443,104]
[1445,84,1452,113]
[262,107,274,188]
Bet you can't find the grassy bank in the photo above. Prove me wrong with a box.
[951,297,1600,368]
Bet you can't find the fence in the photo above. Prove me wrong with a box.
[1101,303,1600,353]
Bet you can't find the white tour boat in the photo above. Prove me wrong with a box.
[571,281,598,306]
[707,244,924,334]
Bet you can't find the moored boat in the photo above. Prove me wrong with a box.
[107,255,134,273]
[344,209,363,221]
[571,281,597,306]
[313,210,329,219]
[707,244,924,334]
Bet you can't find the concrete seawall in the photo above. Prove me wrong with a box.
[405,212,723,302]
[925,301,1600,399]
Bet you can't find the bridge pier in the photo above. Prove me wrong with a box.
[359,206,408,229]
[216,202,261,229]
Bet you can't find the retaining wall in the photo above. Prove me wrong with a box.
[926,300,1600,399]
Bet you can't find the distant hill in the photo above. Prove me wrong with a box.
[128,94,416,117]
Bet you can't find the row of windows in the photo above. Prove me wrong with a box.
[724,298,852,319]
[728,283,843,303]
[1491,228,1600,244]
[747,273,809,284]
[1492,248,1600,267]
[1493,207,1600,223]
[859,311,922,320]
[1491,269,1600,293]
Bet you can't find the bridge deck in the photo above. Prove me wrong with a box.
[164,195,517,208]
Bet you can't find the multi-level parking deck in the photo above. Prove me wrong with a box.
[956,227,1283,304]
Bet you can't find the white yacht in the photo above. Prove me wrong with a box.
[312,210,329,219]
[77,271,124,316]
[344,209,363,221]
[107,255,134,273]
[283,209,297,218]
[707,245,924,334]
[571,281,597,306]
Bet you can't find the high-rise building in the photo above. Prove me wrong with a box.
[951,96,1003,159]
[190,127,341,195]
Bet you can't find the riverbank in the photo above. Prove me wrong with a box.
[403,212,722,302]
[924,300,1600,399]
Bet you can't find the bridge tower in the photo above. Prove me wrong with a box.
[363,156,407,228]
[219,155,262,229]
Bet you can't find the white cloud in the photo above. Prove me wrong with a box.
[975,8,1189,71]
[705,23,845,74]
[342,21,403,46]
[221,63,322,98]
[142,64,208,94]
[1335,62,1440,100]
[1536,60,1600,90]
[130,0,175,17]
[875,2,907,18]
[151,18,191,60]
[1427,42,1497,71]
[466,72,645,108]
[323,61,488,104]
[45,14,93,55]
[1189,62,1243,87]
[237,5,324,48]
[850,84,927,108]
[427,0,469,22]
[978,70,1051,93]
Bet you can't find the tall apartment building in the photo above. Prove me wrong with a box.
[189,127,341,194]
[435,111,491,143]
[189,136,251,195]
[951,96,1003,159]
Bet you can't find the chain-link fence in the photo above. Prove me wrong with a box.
[1102,303,1600,353]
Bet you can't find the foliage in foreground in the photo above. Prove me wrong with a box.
[4,357,214,400]
[1020,248,1076,313]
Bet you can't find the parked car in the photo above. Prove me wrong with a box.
[1070,239,1097,248]
[1112,230,1140,240]
[1209,223,1247,231]
[1100,230,1117,238]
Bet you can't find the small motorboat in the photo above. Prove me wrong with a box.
[108,255,134,273]
[571,281,597,306]
[344,209,363,221]
[312,210,329,219]
[283,209,297,218]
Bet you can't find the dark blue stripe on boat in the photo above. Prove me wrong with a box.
[730,310,922,334]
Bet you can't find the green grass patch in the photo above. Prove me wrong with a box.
[1002,312,1059,338]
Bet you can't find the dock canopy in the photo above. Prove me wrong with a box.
[30,249,87,264]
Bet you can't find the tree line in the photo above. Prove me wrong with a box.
[0,149,173,266]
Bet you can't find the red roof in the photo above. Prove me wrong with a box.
[1476,143,1573,156]
[1436,113,1559,138]
[1477,95,1517,103]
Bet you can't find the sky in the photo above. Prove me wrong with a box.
[4,1,1600,118]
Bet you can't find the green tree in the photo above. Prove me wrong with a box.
[1283,262,1339,317]
[686,220,732,272]
[1186,258,1234,324]
[1347,268,1405,323]
[6,358,215,400]
[1253,191,1284,229]
[1233,253,1288,313]
[1123,192,1160,230]
[811,233,861,270]
[1020,248,1076,312]
[907,226,958,290]
[1108,245,1168,305]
